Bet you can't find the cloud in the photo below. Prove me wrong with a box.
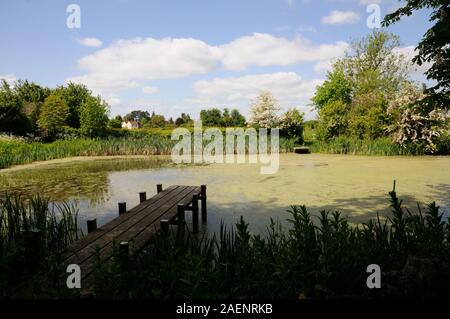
[219,33,349,70]
[67,33,348,98]
[0,74,16,85]
[188,72,323,118]
[286,0,296,6]
[321,10,361,25]
[76,37,103,48]
[142,86,159,94]
[393,46,432,82]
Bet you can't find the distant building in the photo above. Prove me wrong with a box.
[121,120,139,129]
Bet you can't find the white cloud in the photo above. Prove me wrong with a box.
[188,72,322,119]
[76,37,103,48]
[219,33,349,70]
[393,46,433,82]
[67,33,348,98]
[142,86,159,94]
[0,74,16,85]
[321,10,361,25]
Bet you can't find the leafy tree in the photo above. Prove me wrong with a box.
[123,110,150,124]
[14,80,51,134]
[56,82,92,128]
[148,114,166,128]
[316,100,349,140]
[280,108,304,142]
[383,0,450,108]
[200,108,223,126]
[248,91,280,128]
[230,109,246,126]
[0,80,31,135]
[37,93,69,138]
[222,108,233,127]
[79,97,109,137]
[108,118,122,129]
[312,67,352,111]
[175,113,193,126]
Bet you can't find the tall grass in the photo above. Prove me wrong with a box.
[92,185,450,299]
[0,193,79,296]
[309,136,423,156]
[0,135,298,169]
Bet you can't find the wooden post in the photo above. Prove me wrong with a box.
[139,192,147,203]
[177,203,185,236]
[87,219,97,233]
[118,202,127,215]
[160,219,169,235]
[192,193,199,234]
[119,241,129,271]
[201,185,207,223]
[157,184,163,193]
[25,228,42,269]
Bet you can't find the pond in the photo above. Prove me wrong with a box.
[0,154,449,234]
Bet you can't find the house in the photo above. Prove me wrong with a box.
[121,120,140,129]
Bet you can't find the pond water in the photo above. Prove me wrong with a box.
[0,154,449,234]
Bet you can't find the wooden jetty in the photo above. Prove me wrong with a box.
[64,184,207,293]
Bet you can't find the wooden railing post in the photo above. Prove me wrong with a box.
[160,219,169,235]
[192,194,199,234]
[201,185,207,223]
[87,219,97,233]
[157,184,163,193]
[139,192,147,203]
[177,204,185,236]
[118,202,127,215]
[119,241,130,271]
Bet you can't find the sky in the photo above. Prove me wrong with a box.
[0,0,434,120]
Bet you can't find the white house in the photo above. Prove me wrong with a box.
[121,120,139,129]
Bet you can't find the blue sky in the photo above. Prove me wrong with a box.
[0,0,433,120]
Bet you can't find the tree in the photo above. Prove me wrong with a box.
[222,108,233,127]
[79,96,109,137]
[37,93,69,138]
[311,67,352,111]
[383,1,450,108]
[108,118,122,129]
[123,110,150,124]
[230,109,246,126]
[200,108,223,126]
[148,114,166,128]
[313,31,412,140]
[280,108,304,143]
[248,91,280,128]
[56,82,92,128]
[14,80,51,134]
[0,80,31,135]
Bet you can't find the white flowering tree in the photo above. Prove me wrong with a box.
[248,91,280,128]
[387,83,449,153]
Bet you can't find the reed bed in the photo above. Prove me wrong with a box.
[93,185,450,299]
[0,193,79,297]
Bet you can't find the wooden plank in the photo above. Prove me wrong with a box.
[66,186,193,266]
[75,187,200,283]
[64,185,179,257]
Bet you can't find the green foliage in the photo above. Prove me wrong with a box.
[79,97,109,137]
[89,188,450,298]
[55,83,92,128]
[200,108,223,126]
[0,193,79,297]
[230,109,246,126]
[312,67,352,111]
[383,1,450,108]
[0,81,31,136]
[316,100,349,140]
[279,108,304,143]
[108,118,122,129]
[37,93,69,139]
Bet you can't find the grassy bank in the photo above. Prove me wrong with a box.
[2,186,449,298]
[0,134,297,169]
[308,136,422,156]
